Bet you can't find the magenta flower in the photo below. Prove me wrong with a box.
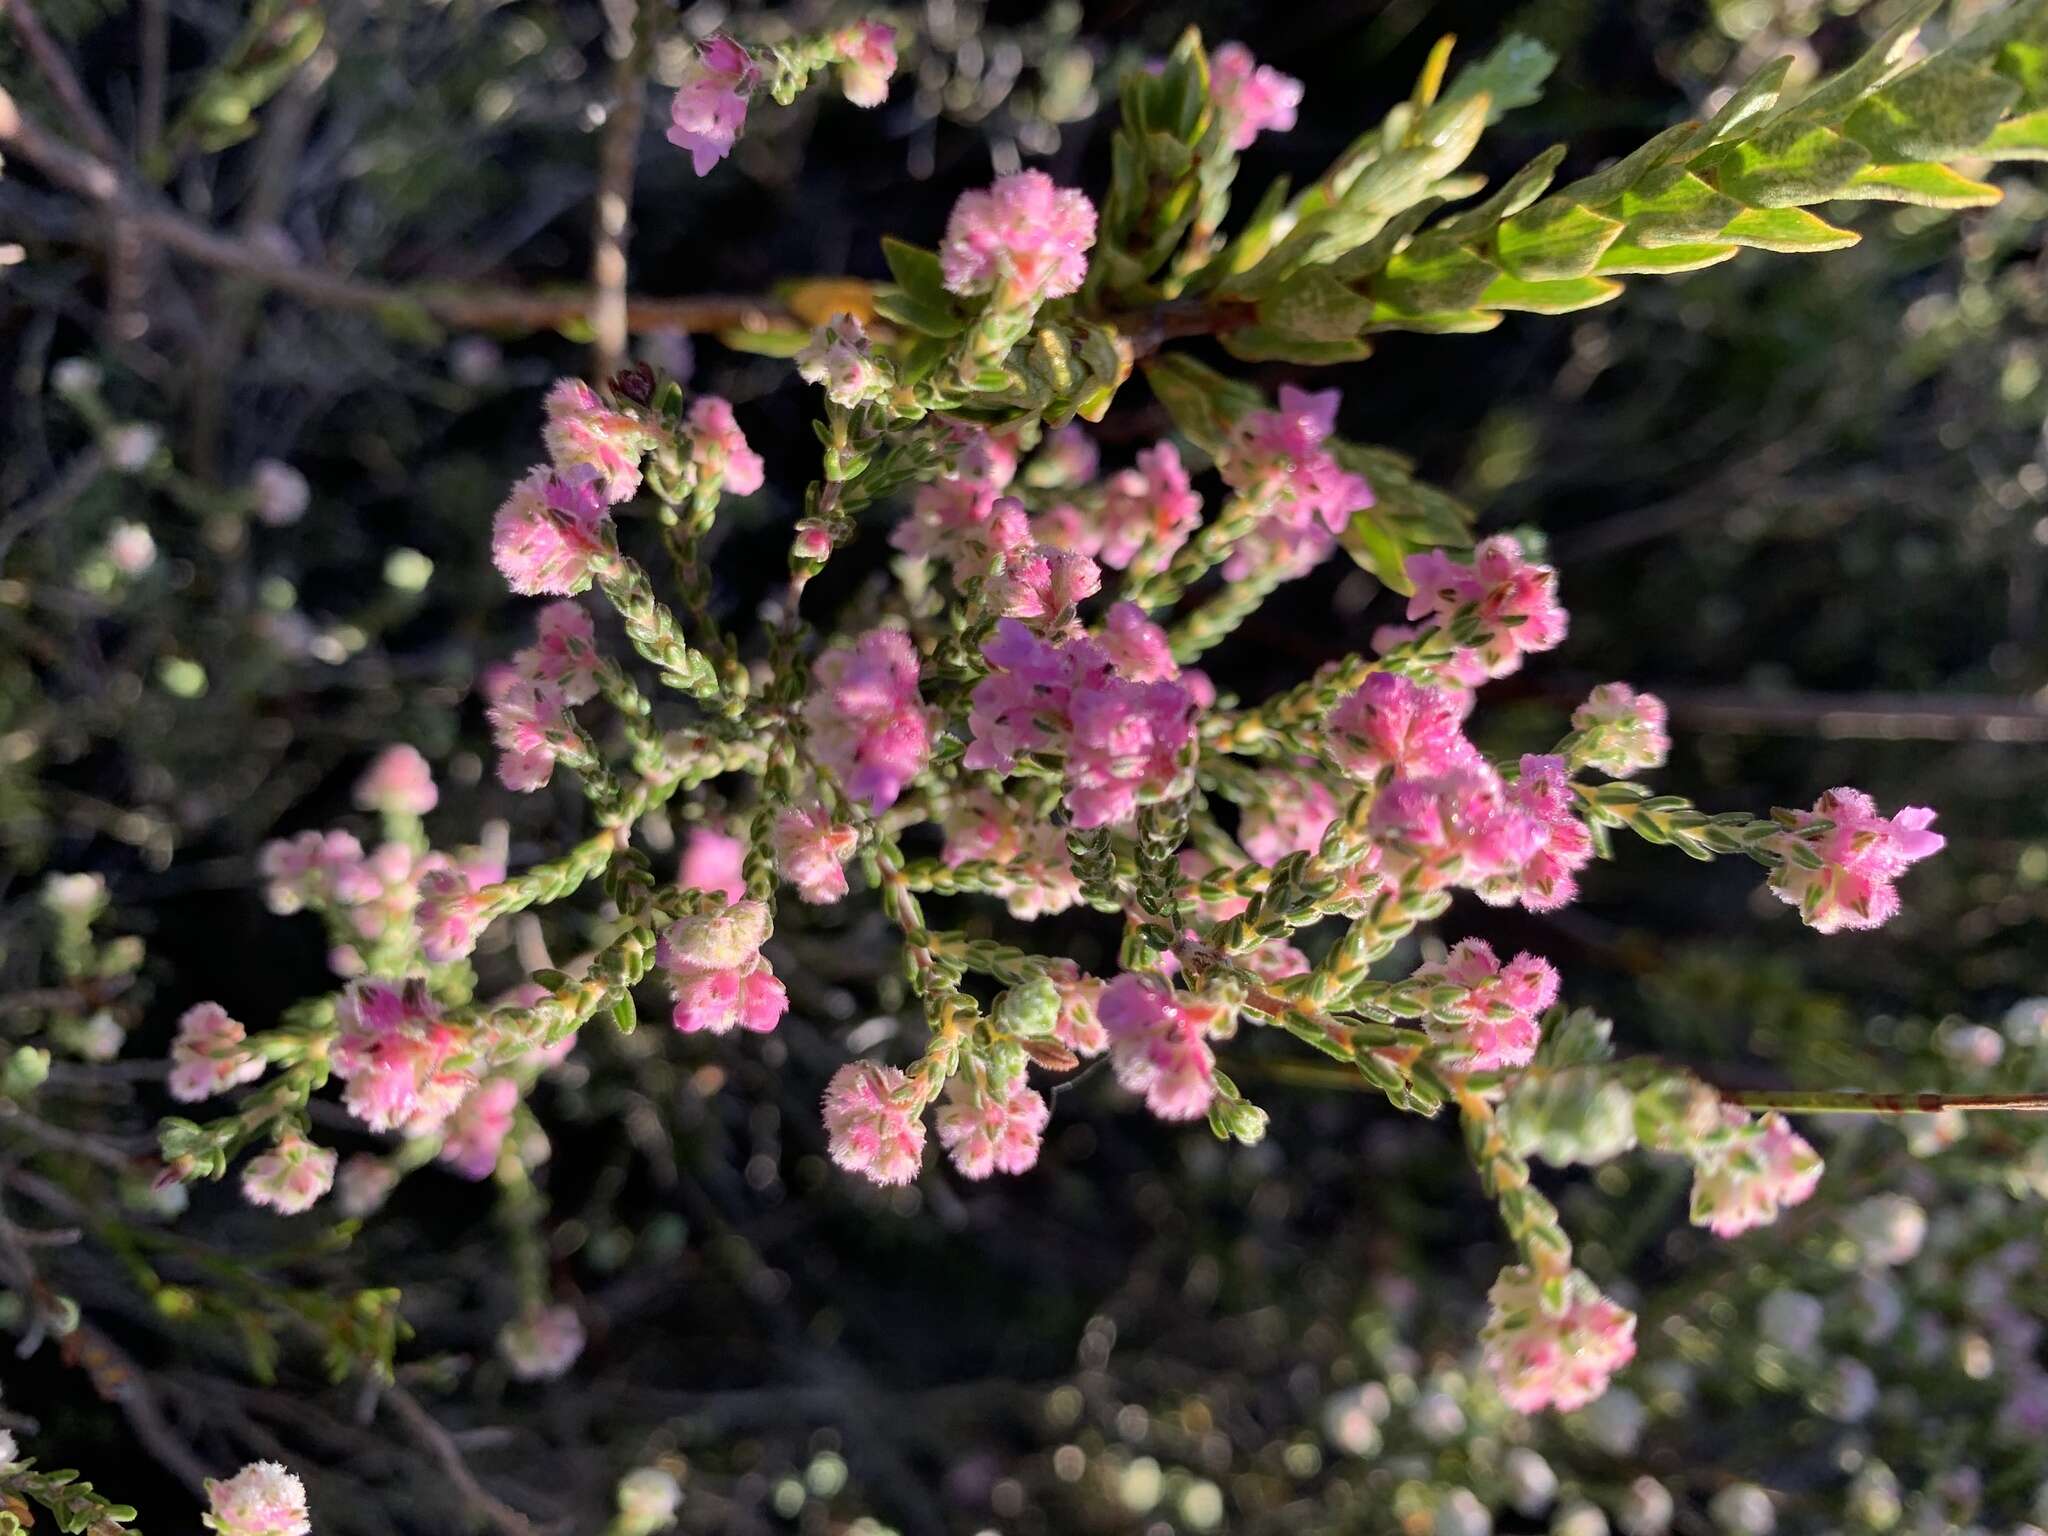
[438,1077,520,1180]
[823,1059,927,1185]
[331,978,476,1134]
[1325,672,1477,780]
[1403,535,1568,679]
[515,600,602,705]
[832,20,898,108]
[1482,1264,1637,1413]
[499,1302,586,1381]
[1209,42,1304,150]
[1238,769,1340,866]
[805,627,932,811]
[241,1132,336,1216]
[1766,788,1944,934]
[679,825,747,903]
[1367,761,1523,893]
[684,395,765,496]
[774,805,859,904]
[1099,974,1220,1121]
[543,377,653,502]
[1476,755,1595,913]
[989,542,1102,631]
[1414,939,1558,1072]
[483,664,575,792]
[491,465,613,596]
[1095,443,1203,571]
[892,433,1018,581]
[203,1461,311,1536]
[656,899,788,1035]
[940,170,1097,301]
[1689,1109,1824,1237]
[1223,387,1374,558]
[352,744,438,817]
[666,35,758,176]
[169,1002,264,1103]
[936,1076,1050,1178]
[1571,682,1670,778]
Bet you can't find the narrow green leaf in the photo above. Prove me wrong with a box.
[1372,233,1499,313]
[1256,269,1377,340]
[1432,144,1567,239]
[1338,510,1416,591]
[880,238,948,305]
[1475,272,1624,314]
[1594,240,1739,275]
[1494,197,1626,279]
[871,289,965,338]
[1220,328,1374,364]
[1840,161,2002,207]
[1615,167,1744,245]
[1843,57,2021,161]
[1364,305,1503,335]
[1718,205,1861,252]
[1436,34,1557,124]
[1981,106,2048,157]
[1716,123,1872,207]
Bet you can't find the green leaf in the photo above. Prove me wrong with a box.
[1556,122,1700,208]
[1338,510,1416,590]
[1494,197,1625,279]
[1255,269,1377,340]
[1686,57,1793,154]
[1364,305,1503,335]
[1615,167,1744,245]
[1844,57,2021,161]
[1221,328,1374,364]
[881,238,949,306]
[1373,233,1499,313]
[1594,240,1739,274]
[1476,272,1624,314]
[1436,34,1557,124]
[1141,354,1265,459]
[1776,0,1938,129]
[1840,161,2002,207]
[871,289,965,338]
[1718,205,1861,252]
[1716,122,1872,207]
[716,327,812,358]
[1981,106,2048,157]
[1432,144,1566,240]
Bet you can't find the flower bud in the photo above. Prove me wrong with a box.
[995,976,1062,1038]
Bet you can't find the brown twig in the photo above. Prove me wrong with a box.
[380,1382,547,1536]
[589,0,654,377]
[2,0,121,163]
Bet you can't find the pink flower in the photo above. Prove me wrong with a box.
[1325,672,1477,780]
[1095,443,1202,571]
[1222,387,1374,560]
[499,1303,585,1380]
[684,395,764,496]
[1482,1265,1637,1413]
[679,825,747,903]
[656,900,788,1035]
[1209,42,1303,149]
[1098,974,1220,1121]
[1096,600,1185,684]
[438,1078,520,1180]
[1766,788,1944,935]
[169,1002,264,1102]
[415,865,496,963]
[1370,622,1494,689]
[331,978,476,1134]
[491,465,613,596]
[797,314,883,406]
[204,1461,311,1536]
[666,34,757,175]
[805,628,932,811]
[543,377,652,502]
[258,828,367,914]
[774,805,858,904]
[1475,755,1594,913]
[833,20,897,108]
[336,1154,398,1218]
[940,170,1097,302]
[823,1060,927,1185]
[1238,769,1340,866]
[241,1132,336,1216]
[1413,939,1557,1071]
[1571,682,1670,778]
[250,459,311,526]
[483,664,574,792]
[1028,424,1099,489]
[1047,964,1108,1055]
[940,788,1082,919]
[1403,535,1568,679]
[892,442,1019,582]
[353,744,438,817]
[1368,761,1527,893]
[1690,1109,1824,1237]
[516,601,602,705]
[936,1076,1050,1177]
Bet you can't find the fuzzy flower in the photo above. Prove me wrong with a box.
[1689,1109,1823,1237]
[679,825,747,903]
[491,465,613,596]
[832,20,898,107]
[1482,1264,1638,1413]
[250,459,311,526]
[940,170,1097,302]
[656,900,788,1035]
[1571,683,1670,778]
[203,1461,311,1536]
[499,1303,585,1381]
[666,35,758,175]
[1765,788,1944,934]
[483,664,575,792]
[331,978,476,1134]
[774,805,858,904]
[1414,939,1558,1071]
[940,788,1083,919]
[169,1001,265,1102]
[1098,974,1221,1121]
[1404,534,1567,679]
[1367,761,1527,893]
[515,600,603,705]
[797,314,885,407]
[988,541,1102,632]
[1027,424,1100,489]
[683,395,765,496]
[936,1076,1050,1178]
[1094,443,1203,571]
[257,828,370,914]
[1209,42,1304,149]
[1238,769,1340,866]
[823,1059,927,1185]
[1325,672,1477,780]
[439,1078,520,1180]
[1222,386,1374,558]
[241,1132,336,1215]
[805,627,932,811]
[1475,755,1595,913]
[354,744,438,818]
[543,377,652,502]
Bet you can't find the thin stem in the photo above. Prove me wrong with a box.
[1722,1088,2048,1115]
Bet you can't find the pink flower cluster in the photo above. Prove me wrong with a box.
[1238,769,1339,866]
[1220,386,1374,580]
[1361,749,1591,915]
[683,395,765,496]
[1402,534,1567,679]
[1767,788,1944,934]
[774,805,858,904]
[169,1002,264,1102]
[1325,671,1476,780]
[241,1132,336,1216]
[331,978,477,1134]
[1571,682,1670,778]
[261,813,504,972]
[1208,42,1303,150]
[204,1461,311,1536]
[544,378,655,502]
[935,1076,1050,1178]
[492,465,614,597]
[679,825,747,902]
[500,1302,586,1381]
[353,743,438,817]
[656,900,788,1035]
[1482,1264,1638,1413]
[667,36,758,175]
[940,787,1083,919]
[805,627,932,811]
[1475,755,1595,913]
[1098,973,1225,1121]
[832,20,898,108]
[1036,442,1203,572]
[798,314,884,407]
[1689,1109,1824,1237]
[515,600,603,705]
[891,428,1021,582]
[823,1059,927,1185]
[940,170,1097,302]
[1412,939,1559,1072]
[483,666,575,793]
[438,1077,520,1180]
[967,603,1207,829]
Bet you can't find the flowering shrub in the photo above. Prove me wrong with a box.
[5,1,2048,1529]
